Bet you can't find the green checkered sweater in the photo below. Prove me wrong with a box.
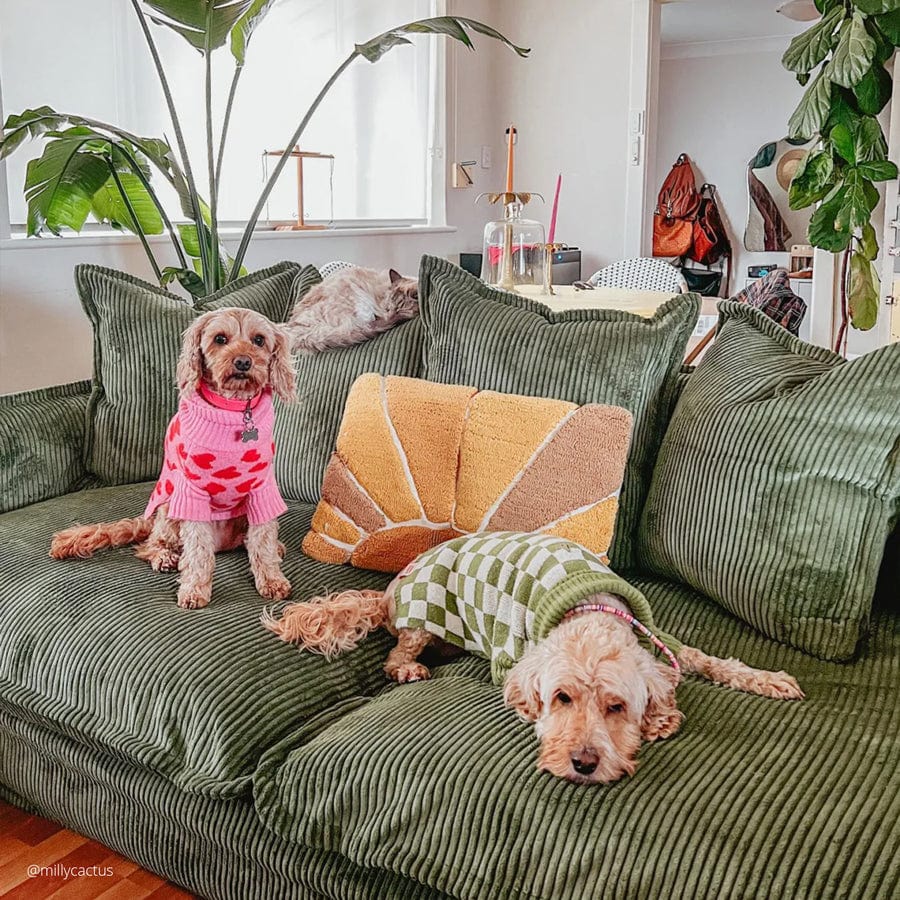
[394,531,682,684]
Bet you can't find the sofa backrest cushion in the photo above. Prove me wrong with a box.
[301,373,633,571]
[77,262,317,485]
[638,300,900,660]
[417,255,700,571]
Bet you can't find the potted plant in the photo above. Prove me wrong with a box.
[782,0,899,349]
[0,1,528,298]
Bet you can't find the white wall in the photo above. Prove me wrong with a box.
[1,0,643,393]
[655,47,806,292]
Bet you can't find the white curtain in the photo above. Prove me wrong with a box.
[1,0,438,225]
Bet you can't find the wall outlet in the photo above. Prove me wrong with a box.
[481,145,492,169]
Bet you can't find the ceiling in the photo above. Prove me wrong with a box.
[661,0,809,48]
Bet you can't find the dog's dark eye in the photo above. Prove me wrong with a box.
[214,334,228,345]
[252,334,265,347]
[607,703,625,715]
[555,692,572,705]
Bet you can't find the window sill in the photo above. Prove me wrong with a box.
[0,224,456,251]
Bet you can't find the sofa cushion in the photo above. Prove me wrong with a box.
[418,254,699,571]
[638,301,900,660]
[0,380,94,514]
[77,262,319,485]
[275,317,425,505]
[0,485,394,796]
[301,374,633,570]
[254,579,900,900]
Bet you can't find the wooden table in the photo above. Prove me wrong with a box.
[514,284,677,318]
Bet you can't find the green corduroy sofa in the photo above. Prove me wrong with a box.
[1,256,898,900]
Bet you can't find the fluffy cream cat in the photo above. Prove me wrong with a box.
[287,267,419,353]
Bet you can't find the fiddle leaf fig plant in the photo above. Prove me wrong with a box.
[783,0,899,343]
[0,3,528,298]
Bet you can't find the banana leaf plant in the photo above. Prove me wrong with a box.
[782,0,900,347]
[0,2,528,298]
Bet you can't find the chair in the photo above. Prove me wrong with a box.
[588,257,688,293]
[318,260,355,279]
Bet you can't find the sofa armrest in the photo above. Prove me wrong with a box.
[0,381,93,514]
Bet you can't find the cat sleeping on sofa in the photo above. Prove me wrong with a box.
[287,266,419,353]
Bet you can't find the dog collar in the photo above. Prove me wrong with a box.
[199,383,263,411]
[562,603,681,672]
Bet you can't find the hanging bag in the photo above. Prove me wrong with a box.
[689,183,730,266]
[653,153,700,258]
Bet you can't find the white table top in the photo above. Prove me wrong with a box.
[514,284,677,318]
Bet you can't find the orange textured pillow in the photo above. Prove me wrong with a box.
[302,374,633,572]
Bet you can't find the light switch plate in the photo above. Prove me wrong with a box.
[481,145,492,169]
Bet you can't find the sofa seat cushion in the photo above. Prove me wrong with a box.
[254,580,900,900]
[0,485,394,797]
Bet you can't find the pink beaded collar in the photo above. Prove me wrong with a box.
[563,603,681,672]
[199,382,263,412]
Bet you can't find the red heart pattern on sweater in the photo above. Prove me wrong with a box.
[204,482,226,495]
[235,479,255,494]
[183,468,201,481]
[191,453,216,469]
[242,449,260,462]
[248,461,268,473]
[213,466,241,479]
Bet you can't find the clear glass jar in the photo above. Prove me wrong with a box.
[480,200,547,291]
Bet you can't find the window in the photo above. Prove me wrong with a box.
[0,0,442,230]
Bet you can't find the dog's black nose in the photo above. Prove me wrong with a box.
[571,751,599,776]
[233,356,252,372]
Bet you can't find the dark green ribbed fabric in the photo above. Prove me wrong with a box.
[418,255,700,572]
[275,315,425,503]
[77,261,315,485]
[0,485,394,795]
[0,380,95,513]
[255,580,900,900]
[0,713,449,900]
[639,301,900,660]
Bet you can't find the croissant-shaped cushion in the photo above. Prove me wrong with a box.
[302,374,633,572]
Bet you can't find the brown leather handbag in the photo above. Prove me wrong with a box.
[653,154,700,257]
[689,183,730,266]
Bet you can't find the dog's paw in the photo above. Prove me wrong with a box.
[390,662,431,683]
[177,588,210,610]
[756,671,805,701]
[145,548,180,572]
[257,574,292,601]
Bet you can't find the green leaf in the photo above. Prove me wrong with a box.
[750,142,778,170]
[853,63,893,114]
[789,149,835,209]
[230,0,275,65]
[782,5,846,73]
[836,170,880,233]
[815,0,841,10]
[856,158,899,180]
[825,89,864,133]
[848,251,879,330]
[855,0,900,14]
[827,13,877,88]
[808,188,854,251]
[143,1,259,54]
[788,69,833,140]
[875,9,900,43]
[858,221,879,260]
[23,130,111,235]
[161,266,207,298]
[856,116,889,161]
[831,123,857,163]
[355,16,529,64]
[92,172,164,234]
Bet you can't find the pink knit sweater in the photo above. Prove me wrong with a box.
[144,385,287,525]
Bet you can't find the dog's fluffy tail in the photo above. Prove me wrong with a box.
[262,589,390,659]
[49,518,153,560]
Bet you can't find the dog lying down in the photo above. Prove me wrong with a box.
[264,531,803,784]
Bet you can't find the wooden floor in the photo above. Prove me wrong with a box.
[0,802,194,899]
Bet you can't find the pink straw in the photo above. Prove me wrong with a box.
[548,174,562,244]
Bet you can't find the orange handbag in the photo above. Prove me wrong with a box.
[653,154,700,257]
[653,215,694,257]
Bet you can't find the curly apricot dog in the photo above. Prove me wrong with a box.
[51,307,296,609]
[264,532,803,784]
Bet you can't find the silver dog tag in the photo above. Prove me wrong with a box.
[241,426,258,442]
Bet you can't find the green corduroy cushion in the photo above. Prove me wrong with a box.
[0,485,394,795]
[254,576,900,900]
[77,262,319,485]
[275,316,426,503]
[418,255,700,571]
[0,381,94,513]
[638,301,900,660]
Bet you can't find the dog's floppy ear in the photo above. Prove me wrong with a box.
[641,661,683,742]
[176,312,212,398]
[268,325,297,402]
[504,650,544,722]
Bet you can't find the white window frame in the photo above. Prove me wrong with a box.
[0,0,448,245]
